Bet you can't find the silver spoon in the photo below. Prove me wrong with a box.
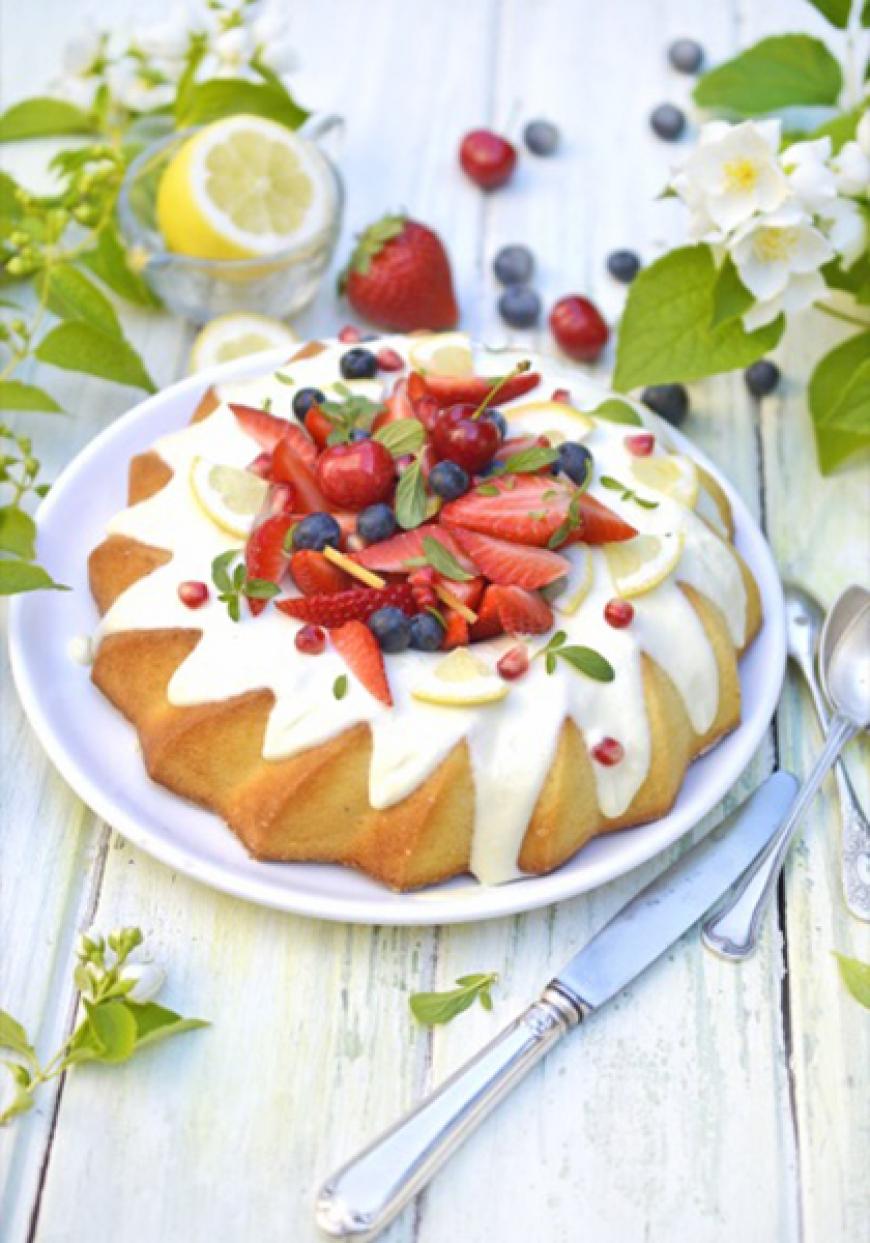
[702,586,870,960]
[784,584,870,919]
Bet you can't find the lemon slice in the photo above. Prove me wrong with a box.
[411,649,508,707]
[408,332,473,376]
[629,454,699,508]
[157,115,335,260]
[190,313,298,372]
[603,532,684,597]
[504,400,594,438]
[555,546,594,615]
[189,457,268,537]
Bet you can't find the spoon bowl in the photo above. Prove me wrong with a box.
[820,587,870,725]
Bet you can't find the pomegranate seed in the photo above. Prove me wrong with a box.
[625,432,655,457]
[412,586,438,610]
[498,644,530,680]
[551,387,571,403]
[604,598,634,628]
[178,580,209,609]
[248,451,273,479]
[338,324,362,343]
[376,347,404,372]
[295,623,326,655]
[591,737,624,766]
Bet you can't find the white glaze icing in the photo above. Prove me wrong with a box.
[96,335,750,885]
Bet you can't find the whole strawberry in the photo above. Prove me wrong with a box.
[339,214,459,332]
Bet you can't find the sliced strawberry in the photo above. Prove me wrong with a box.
[304,405,334,450]
[231,403,291,451]
[440,475,637,546]
[270,437,331,513]
[353,525,475,575]
[438,574,485,612]
[441,609,469,649]
[420,370,541,409]
[290,550,352,596]
[331,620,392,707]
[492,434,540,465]
[449,527,569,589]
[276,581,416,628]
[468,585,504,641]
[244,513,293,615]
[373,377,413,433]
[489,585,553,636]
[564,494,637,545]
[272,425,317,472]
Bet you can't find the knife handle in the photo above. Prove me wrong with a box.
[315,986,585,1241]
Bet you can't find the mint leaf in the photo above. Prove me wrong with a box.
[588,398,642,426]
[333,674,348,701]
[80,222,160,308]
[176,79,309,131]
[422,535,473,581]
[555,646,615,682]
[493,444,559,474]
[37,263,121,336]
[693,35,842,114]
[0,1010,35,1063]
[834,952,870,1008]
[395,460,427,530]
[374,417,425,456]
[711,255,753,329]
[244,578,281,600]
[613,245,784,391]
[805,0,851,28]
[0,560,67,594]
[0,97,96,142]
[809,331,870,473]
[35,321,155,392]
[410,973,498,1026]
[82,1000,138,1063]
[0,506,36,559]
[0,380,63,413]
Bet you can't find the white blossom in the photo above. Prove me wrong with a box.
[62,24,103,77]
[781,137,838,214]
[251,10,299,75]
[671,120,789,234]
[106,62,175,113]
[821,197,867,267]
[121,962,166,1004]
[731,204,833,303]
[135,15,193,63]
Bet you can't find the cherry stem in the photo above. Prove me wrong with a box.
[471,359,531,419]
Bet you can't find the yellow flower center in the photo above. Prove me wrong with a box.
[723,158,759,192]
[753,227,799,262]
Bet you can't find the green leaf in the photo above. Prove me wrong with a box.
[0,560,67,594]
[80,222,160,308]
[693,36,843,114]
[126,1001,209,1051]
[613,245,784,391]
[834,952,870,1008]
[332,674,348,701]
[805,0,851,28]
[175,79,309,131]
[0,505,36,559]
[395,460,427,530]
[409,973,497,1026]
[83,1000,138,1063]
[556,646,615,682]
[244,577,281,600]
[0,97,96,142]
[0,380,63,413]
[588,399,642,426]
[35,321,155,392]
[0,1009,35,1062]
[711,255,753,328]
[37,264,120,336]
[801,104,866,152]
[494,444,559,475]
[422,535,473,581]
[374,418,426,456]
[809,331,870,472]
[822,254,870,305]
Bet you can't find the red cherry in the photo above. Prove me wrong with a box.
[591,736,624,766]
[376,347,404,372]
[178,580,209,609]
[316,439,395,510]
[295,623,326,655]
[431,403,501,473]
[549,296,609,363]
[498,644,530,681]
[338,324,362,343]
[604,598,635,628]
[625,432,655,457]
[459,129,517,190]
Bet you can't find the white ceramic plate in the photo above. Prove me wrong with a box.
[8,350,786,925]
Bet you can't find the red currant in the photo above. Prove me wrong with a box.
[316,440,395,510]
[497,645,530,681]
[549,295,609,363]
[178,580,209,609]
[431,403,501,473]
[295,624,326,655]
[591,737,624,766]
[376,347,404,372]
[604,598,634,628]
[338,324,362,343]
[459,129,517,190]
[625,432,655,457]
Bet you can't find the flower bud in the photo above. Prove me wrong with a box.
[121,962,165,1004]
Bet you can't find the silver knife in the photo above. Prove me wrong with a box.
[315,771,797,1242]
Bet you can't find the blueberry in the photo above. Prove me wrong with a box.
[429,460,470,500]
[606,249,641,284]
[368,605,411,653]
[650,103,686,141]
[641,384,689,426]
[292,386,326,421]
[340,347,378,380]
[744,360,780,398]
[409,611,445,651]
[498,285,542,329]
[668,38,704,74]
[557,442,593,486]
[484,408,508,439]
[493,244,535,286]
[293,512,341,552]
[349,427,371,441]
[356,502,397,543]
[523,119,559,156]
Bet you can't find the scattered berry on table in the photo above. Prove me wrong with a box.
[292,386,326,422]
[295,623,326,655]
[604,598,635,628]
[484,409,508,439]
[650,103,686,141]
[668,38,704,74]
[368,605,412,653]
[339,215,459,332]
[178,580,209,609]
[744,360,781,398]
[523,119,560,156]
[431,403,501,473]
[498,285,542,328]
[641,384,689,426]
[292,512,342,552]
[357,502,398,543]
[606,249,641,284]
[409,611,446,651]
[557,441,593,486]
[625,432,655,457]
[376,347,404,372]
[549,295,609,362]
[493,244,535,286]
[460,129,517,190]
[338,324,362,343]
[340,347,379,380]
[497,644,530,680]
[591,736,624,766]
[429,459,471,500]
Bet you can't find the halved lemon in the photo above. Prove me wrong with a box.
[411,648,508,707]
[190,313,298,372]
[189,457,268,537]
[408,332,473,376]
[603,532,684,597]
[157,115,335,261]
[555,546,594,615]
[504,400,594,436]
[629,454,699,508]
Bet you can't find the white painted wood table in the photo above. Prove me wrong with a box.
[2,1,869,1240]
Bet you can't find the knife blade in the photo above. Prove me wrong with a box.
[315,771,798,1242]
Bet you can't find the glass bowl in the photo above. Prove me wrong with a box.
[117,116,344,324]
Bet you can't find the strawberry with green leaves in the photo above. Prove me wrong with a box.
[339,215,459,332]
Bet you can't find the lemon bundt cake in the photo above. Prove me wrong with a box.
[88,333,761,890]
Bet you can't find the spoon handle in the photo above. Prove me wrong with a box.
[702,714,858,960]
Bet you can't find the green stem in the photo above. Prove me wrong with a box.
[815,301,870,330]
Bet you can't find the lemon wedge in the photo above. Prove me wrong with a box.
[157,115,335,260]
[190,313,298,372]
[603,532,684,597]
[411,649,508,707]
[189,457,268,537]
[555,546,594,615]
[629,454,699,508]
[408,332,473,376]
[504,400,594,438]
